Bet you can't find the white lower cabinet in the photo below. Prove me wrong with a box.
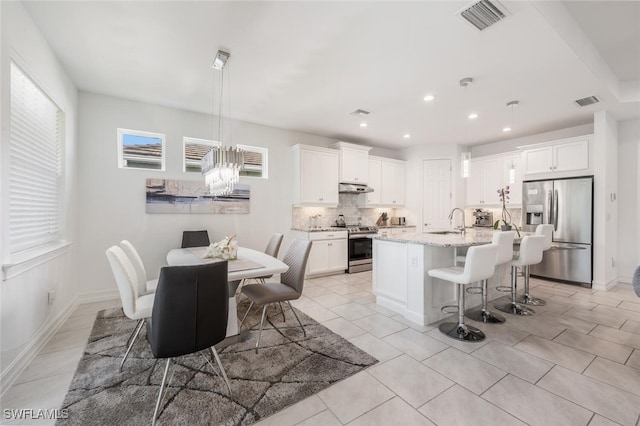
[291,230,348,277]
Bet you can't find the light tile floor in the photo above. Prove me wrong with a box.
[2,275,640,425]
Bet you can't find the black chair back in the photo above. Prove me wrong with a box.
[181,230,210,248]
[147,261,228,359]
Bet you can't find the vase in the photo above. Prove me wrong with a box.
[501,225,512,231]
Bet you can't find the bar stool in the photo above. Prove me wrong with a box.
[428,244,498,342]
[466,231,516,324]
[516,224,552,306]
[494,235,546,316]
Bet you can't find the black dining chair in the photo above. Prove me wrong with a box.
[147,261,231,425]
[181,230,210,248]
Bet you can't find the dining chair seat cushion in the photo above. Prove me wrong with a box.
[146,278,158,293]
[242,282,299,304]
[428,266,465,283]
[131,293,155,320]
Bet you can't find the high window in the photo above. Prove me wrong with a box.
[183,137,215,173]
[237,144,268,178]
[8,61,64,253]
[117,128,165,170]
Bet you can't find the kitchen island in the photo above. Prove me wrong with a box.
[372,229,517,326]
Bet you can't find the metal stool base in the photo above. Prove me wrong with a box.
[494,301,535,316]
[466,309,506,324]
[438,322,485,342]
[515,294,547,306]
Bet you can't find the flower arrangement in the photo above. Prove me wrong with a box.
[204,235,238,260]
[493,186,521,237]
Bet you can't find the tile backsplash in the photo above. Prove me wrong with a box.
[292,193,397,228]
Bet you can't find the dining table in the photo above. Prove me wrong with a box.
[166,246,289,337]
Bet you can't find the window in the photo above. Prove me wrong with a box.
[183,137,216,173]
[237,144,268,178]
[8,61,63,254]
[117,128,165,170]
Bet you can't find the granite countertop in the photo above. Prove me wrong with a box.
[291,227,346,232]
[377,225,416,229]
[373,228,528,248]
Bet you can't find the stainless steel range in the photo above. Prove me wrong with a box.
[344,225,378,273]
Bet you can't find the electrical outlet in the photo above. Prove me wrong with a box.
[48,290,56,305]
[411,257,417,267]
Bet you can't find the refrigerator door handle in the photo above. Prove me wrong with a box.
[553,189,559,232]
[548,244,588,251]
[547,190,553,225]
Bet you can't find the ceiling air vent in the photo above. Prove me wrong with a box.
[350,109,370,117]
[574,95,600,107]
[459,0,508,31]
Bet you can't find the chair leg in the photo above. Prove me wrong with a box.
[255,305,268,353]
[495,266,535,316]
[120,319,145,371]
[286,301,306,337]
[238,301,255,331]
[466,279,505,324]
[152,358,171,426]
[279,302,286,321]
[209,347,232,397]
[438,282,485,342]
[515,265,547,305]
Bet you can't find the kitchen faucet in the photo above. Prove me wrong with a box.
[448,208,466,235]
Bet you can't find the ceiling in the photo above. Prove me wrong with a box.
[21,0,640,150]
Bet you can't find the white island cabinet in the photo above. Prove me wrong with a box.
[372,231,512,325]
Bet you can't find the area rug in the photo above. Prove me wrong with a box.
[56,298,378,425]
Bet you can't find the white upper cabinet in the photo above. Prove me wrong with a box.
[359,156,406,207]
[466,157,502,205]
[292,144,339,206]
[332,142,371,184]
[523,136,590,175]
[466,152,522,207]
[380,160,406,206]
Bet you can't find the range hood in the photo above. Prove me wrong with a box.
[339,183,374,194]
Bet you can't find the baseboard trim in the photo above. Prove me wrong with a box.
[76,288,120,304]
[617,275,632,284]
[0,288,120,397]
[592,277,618,291]
[0,296,79,397]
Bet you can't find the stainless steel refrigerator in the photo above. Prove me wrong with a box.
[522,176,593,287]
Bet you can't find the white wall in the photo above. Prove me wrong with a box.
[76,92,338,297]
[617,118,640,282]
[0,1,78,384]
[592,111,619,290]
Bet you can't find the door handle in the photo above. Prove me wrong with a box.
[547,190,553,225]
[553,189,559,232]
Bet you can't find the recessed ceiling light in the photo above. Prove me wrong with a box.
[423,94,435,102]
[468,113,478,119]
[403,133,411,139]
[503,127,511,132]
[360,122,368,128]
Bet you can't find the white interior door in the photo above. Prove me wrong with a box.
[422,159,452,231]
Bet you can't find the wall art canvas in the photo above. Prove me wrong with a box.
[146,179,250,214]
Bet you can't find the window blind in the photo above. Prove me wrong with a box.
[9,62,62,254]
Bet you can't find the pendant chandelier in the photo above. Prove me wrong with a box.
[202,50,244,196]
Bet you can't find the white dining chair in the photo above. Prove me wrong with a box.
[106,245,155,370]
[120,240,158,295]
